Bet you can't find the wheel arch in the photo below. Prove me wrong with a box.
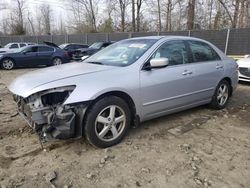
[1,57,16,69]
[51,56,63,65]
[52,56,62,60]
[83,90,138,126]
[222,77,233,96]
[1,57,16,63]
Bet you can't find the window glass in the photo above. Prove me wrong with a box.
[10,44,19,49]
[103,43,111,47]
[89,42,103,49]
[152,40,188,66]
[23,46,38,53]
[67,45,74,50]
[20,43,26,47]
[79,44,88,48]
[85,39,157,67]
[188,40,221,62]
[38,46,54,52]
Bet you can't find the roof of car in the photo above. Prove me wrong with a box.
[61,43,88,45]
[25,44,55,48]
[129,35,209,41]
[7,42,35,44]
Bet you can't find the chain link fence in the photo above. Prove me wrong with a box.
[0,28,249,55]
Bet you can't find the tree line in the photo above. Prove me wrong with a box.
[0,0,249,35]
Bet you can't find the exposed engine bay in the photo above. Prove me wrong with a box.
[13,86,87,142]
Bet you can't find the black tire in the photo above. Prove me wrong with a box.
[52,57,62,66]
[1,58,15,70]
[209,79,230,110]
[84,96,131,148]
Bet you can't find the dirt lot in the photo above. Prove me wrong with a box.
[0,68,250,188]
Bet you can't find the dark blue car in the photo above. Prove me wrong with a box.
[0,44,70,70]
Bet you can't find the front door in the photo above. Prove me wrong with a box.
[19,46,38,66]
[140,40,197,120]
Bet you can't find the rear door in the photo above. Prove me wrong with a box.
[37,46,54,65]
[186,40,224,100]
[140,40,197,119]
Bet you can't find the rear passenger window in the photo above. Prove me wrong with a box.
[39,46,54,52]
[188,41,221,62]
[152,40,189,66]
[20,43,26,47]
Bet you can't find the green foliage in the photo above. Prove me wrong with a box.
[98,17,114,33]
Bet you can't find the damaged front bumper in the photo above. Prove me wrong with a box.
[13,86,87,142]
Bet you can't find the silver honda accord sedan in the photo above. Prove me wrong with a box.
[8,36,238,148]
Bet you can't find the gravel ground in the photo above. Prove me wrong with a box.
[0,68,250,188]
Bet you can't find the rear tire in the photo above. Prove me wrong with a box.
[1,58,15,70]
[209,80,230,110]
[52,57,62,66]
[84,96,131,148]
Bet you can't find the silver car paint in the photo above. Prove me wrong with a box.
[8,36,238,122]
[237,57,250,82]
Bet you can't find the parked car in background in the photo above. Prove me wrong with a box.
[0,44,70,70]
[0,42,36,53]
[237,54,250,82]
[73,41,114,60]
[8,36,238,148]
[59,43,89,59]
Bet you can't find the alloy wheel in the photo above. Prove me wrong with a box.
[95,105,126,142]
[217,83,229,106]
[2,59,14,70]
[53,58,62,65]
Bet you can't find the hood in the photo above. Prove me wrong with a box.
[8,62,115,97]
[0,48,20,55]
[237,58,250,68]
[0,48,13,53]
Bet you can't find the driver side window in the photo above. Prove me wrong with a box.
[24,46,38,53]
[152,40,189,66]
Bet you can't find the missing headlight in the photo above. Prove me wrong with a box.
[41,91,70,106]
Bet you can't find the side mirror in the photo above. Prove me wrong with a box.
[149,58,169,69]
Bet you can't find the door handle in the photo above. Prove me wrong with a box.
[216,65,223,69]
[182,70,193,75]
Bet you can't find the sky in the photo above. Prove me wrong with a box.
[0,0,70,26]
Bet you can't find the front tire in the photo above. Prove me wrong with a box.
[1,58,15,70]
[84,96,131,148]
[209,80,230,109]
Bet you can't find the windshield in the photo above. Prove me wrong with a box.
[15,46,29,53]
[84,39,157,67]
[89,42,103,49]
[4,43,11,48]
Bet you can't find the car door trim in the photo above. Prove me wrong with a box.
[143,87,214,106]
